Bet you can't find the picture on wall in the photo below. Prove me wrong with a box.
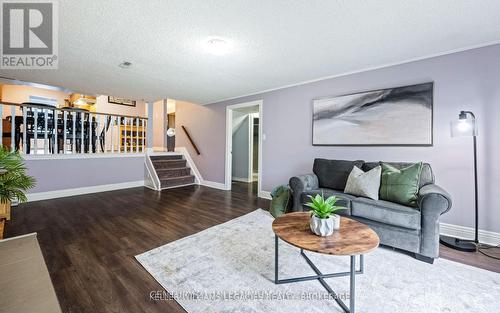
[108,96,136,107]
[312,82,433,146]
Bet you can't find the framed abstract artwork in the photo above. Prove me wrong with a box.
[312,82,433,146]
[108,96,136,107]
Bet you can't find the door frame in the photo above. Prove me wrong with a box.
[225,100,263,195]
[248,113,259,182]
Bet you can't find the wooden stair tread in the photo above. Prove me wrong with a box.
[149,155,195,189]
[152,158,185,162]
[156,167,190,171]
[160,175,194,181]
[150,155,183,160]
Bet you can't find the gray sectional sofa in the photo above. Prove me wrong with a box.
[289,159,452,263]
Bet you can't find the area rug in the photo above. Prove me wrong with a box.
[136,209,500,313]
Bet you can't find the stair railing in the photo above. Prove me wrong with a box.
[181,125,200,155]
[0,101,147,156]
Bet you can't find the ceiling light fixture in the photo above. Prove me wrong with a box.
[203,38,232,56]
[119,61,133,69]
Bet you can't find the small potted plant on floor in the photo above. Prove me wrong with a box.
[305,194,346,236]
[0,148,36,220]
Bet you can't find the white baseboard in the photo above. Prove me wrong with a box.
[440,223,500,246]
[232,177,253,183]
[201,180,229,190]
[258,190,272,200]
[27,180,145,202]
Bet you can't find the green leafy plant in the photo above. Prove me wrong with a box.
[305,193,345,219]
[0,148,36,203]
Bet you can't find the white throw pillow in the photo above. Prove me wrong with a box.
[344,166,382,200]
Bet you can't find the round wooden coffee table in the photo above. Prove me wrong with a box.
[272,212,379,313]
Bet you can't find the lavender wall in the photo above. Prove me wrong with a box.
[176,44,500,233]
[26,156,145,193]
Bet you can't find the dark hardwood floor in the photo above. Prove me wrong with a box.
[5,182,267,313]
[5,182,500,312]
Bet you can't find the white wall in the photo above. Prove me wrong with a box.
[1,84,69,116]
[94,95,146,117]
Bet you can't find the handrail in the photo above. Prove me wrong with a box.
[181,125,200,155]
[0,101,147,119]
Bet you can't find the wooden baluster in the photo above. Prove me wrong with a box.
[63,111,67,154]
[141,119,145,153]
[102,115,107,154]
[33,108,38,154]
[131,118,134,153]
[127,117,131,153]
[143,119,147,153]
[135,117,139,153]
[54,109,58,154]
[96,115,101,154]
[10,105,16,152]
[117,117,121,153]
[87,113,90,153]
[22,107,27,154]
[111,116,115,154]
[43,109,48,154]
[72,111,76,154]
[80,112,84,154]
[122,117,128,153]
[130,118,133,153]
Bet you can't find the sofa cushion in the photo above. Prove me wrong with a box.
[301,189,355,213]
[380,162,422,207]
[313,159,364,190]
[351,197,421,230]
[363,161,434,188]
[344,166,381,200]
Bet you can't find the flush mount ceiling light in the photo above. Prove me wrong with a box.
[119,61,133,69]
[203,38,232,56]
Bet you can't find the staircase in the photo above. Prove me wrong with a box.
[150,155,196,189]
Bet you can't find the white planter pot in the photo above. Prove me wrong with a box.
[310,214,340,236]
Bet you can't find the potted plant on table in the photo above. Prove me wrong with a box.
[305,194,346,236]
[0,148,36,220]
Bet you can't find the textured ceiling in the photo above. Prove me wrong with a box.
[1,0,500,104]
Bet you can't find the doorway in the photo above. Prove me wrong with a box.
[225,100,263,195]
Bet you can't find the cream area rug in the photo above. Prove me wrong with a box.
[136,209,500,313]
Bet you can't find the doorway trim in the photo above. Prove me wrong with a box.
[225,100,263,196]
[248,113,259,183]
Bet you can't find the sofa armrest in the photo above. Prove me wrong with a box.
[418,184,452,215]
[289,174,319,212]
[418,183,452,258]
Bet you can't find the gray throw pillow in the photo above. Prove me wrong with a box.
[344,166,382,200]
[313,159,364,190]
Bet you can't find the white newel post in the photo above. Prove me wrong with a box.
[163,100,168,150]
[146,101,154,154]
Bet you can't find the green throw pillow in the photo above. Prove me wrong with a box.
[269,185,291,218]
[380,162,423,207]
